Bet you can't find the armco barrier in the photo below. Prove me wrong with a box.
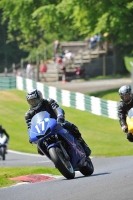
[16,76,119,120]
[0,76,16,90]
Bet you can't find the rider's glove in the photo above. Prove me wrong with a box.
[122,125,128,133]
[26,119,31,129]
[29,139,32,144]
[25,110,35,120]
[28,123,31,129]
[57,117,64,124]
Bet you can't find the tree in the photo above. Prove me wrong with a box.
[0,0,80,56]
[0,9,28,71]
[1,0,133,72]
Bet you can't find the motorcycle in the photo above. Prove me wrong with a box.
[126,108,133,134]
[0,135,7,160]
[29,111,94,179]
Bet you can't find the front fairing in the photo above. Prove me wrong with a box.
[126,108,133,134]
[29,111,57,143]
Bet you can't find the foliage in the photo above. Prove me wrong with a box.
[124,56,133,73]
[0,10,28,71]
[0,0,81,58]
[1,0,133,57]
[0,0,133,75]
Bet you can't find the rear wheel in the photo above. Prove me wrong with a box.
[80,157,94,176]
[49,147,75,179]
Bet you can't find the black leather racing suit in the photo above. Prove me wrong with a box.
[0,127,9,140]
[118,97,133,142]
[25,98,91,156]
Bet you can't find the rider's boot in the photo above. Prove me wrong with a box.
[5,146,8,154]
[70,124,91,156]
[78,137,91,157]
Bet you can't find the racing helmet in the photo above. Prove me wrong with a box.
[26,89,43,109]
[118,85,132,103]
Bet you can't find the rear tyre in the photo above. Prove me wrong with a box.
[80,157,94,176]
[49,147,75,179]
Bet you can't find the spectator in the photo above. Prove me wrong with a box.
[97,33,104,50]
[39,60,47,81]
[90,35,98,50]
[64,50,73,63]
[56,53,63,64]
[90,36,95,50]
[26,62,34,79]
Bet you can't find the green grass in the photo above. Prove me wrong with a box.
[59,74,130,83]
[82,74,130,82]
[88,88,120,101]
[124,56,133,73]
[1,89,133,188]
[89,74,130,81]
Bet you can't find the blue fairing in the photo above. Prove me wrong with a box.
[29,111,58,142]
[29,111,86,168]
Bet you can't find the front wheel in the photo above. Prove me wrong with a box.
[49,147,75,179]
[0,147,6,160]
[80,157,94,176]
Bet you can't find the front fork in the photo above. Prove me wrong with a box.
[54,134,70,161]
[37,134,70,161]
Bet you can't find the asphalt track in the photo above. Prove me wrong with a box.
[45,77,132,93]
[1,151,133,200]
[0,150,55,167]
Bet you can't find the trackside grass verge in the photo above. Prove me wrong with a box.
[88,88,120,101]
[0,167,61,188]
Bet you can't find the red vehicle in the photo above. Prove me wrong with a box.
[60,66,86,80]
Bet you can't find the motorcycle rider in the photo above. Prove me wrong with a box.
[25,89,91,157]
[0,125,10,153]
[118,85,133,142]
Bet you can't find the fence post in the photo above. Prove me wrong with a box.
[103,54,106,76]
[36,52,39,82]
[12,63,16,76]
[20,59,24,77]
[4,68,7,76]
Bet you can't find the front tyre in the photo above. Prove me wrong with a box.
[49,147,75,179]
[0,147,6,160]
[80,157,94,176]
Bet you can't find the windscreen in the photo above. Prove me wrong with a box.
[31,111,50,125]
